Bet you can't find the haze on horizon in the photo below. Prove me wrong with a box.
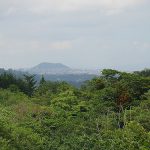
[0,0,150,71]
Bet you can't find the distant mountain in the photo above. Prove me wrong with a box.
[21,63,71,75]
[21,62,99,75]
[33,63,70,70]
[1,67,97,87]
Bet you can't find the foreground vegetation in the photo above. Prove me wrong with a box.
[0,69,150,150]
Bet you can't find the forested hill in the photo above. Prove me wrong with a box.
[0,68,150,149]
[0,68,25,77]
[0,68,96,87]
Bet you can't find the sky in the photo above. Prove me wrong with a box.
[0,0,150,70]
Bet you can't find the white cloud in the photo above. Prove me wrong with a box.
[133,41,150,51]
[143,42,150,49]
[60,0,144,11]
[0,0,149,70]
[48,41,72,50]
[0,0,147,16]
[0,36,72,53]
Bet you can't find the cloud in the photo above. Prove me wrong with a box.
[133,41,150,49]
[0,36,72,53]
[0,0,147,16]
[0,0,149,70]
[48,41,72,50]
[59,0,144,11]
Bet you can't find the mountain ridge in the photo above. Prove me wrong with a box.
[20,62,99,75]
[32,63,70,70]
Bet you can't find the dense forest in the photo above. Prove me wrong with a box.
[0,69,150,150]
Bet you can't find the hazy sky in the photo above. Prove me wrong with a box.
[0,0,150,70]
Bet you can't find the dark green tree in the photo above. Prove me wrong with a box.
[101,69,120,79]
[40,75,46,85]
[0,73,17,89]
[134,68,150,77]
[23,74,37,97]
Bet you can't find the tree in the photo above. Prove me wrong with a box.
[134,68,150,77]
[23,74,37,97]
[101,69,120,79]
[81,78,105,92]
[0,73,17,89]
[40,75,46,85]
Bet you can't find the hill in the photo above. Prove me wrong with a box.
[22,63,71,75]
[20,62,99,75]
[0,67,97,87]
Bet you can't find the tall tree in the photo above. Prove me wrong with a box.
[40,75,46,85]
[23,74,37,97]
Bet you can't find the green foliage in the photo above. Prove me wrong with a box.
[23,74,37,97]
[40,75,46,85]
[0,89,28,106]
[81,78,105,91]
[0,73,17,89]
[8,84,20,93]
[134,68,150,77]
[101,69,120,79]
[0,69,150,149]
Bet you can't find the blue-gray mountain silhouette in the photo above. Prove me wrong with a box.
[28,63,71,74]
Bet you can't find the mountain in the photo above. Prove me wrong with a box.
[17,62,99,87]
[1,67,97,87]
[21,63,71,75]
[33,63,70,70]
[21,62,99,75]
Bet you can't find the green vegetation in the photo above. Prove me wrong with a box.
[0,69,150,149]
[0,68,96,88]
